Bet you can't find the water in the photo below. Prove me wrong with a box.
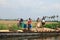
[0,36,60,40]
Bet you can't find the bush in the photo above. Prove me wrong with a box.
[44,23,58,29]
[0,24,8,30]
[57,22,60,28]
[9,24,19,31]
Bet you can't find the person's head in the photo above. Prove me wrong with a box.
[37,17,40,22]
[29,18,31,20]
[37,17,39,20]
[20,18,23,22]
[42,16,45,20]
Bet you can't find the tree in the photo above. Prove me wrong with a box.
[56,15,59,22]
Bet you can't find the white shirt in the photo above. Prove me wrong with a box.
[42,20,45,22]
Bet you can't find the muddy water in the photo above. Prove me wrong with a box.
[0,36,60,40]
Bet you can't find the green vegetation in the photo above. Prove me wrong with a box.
[0,21,60,30]
[32,22,36,28]
[0,24,8,30]
[9,24,19,31]
[57,22,60,28]
[44,23,59,29]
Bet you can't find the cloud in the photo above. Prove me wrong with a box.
[0,0,8,5]
[39,3,60,12]
[51,3,60,10]
[0,0,60,13]
[0,0,60,9]
[0,0,44,8]
[0,0,9,8]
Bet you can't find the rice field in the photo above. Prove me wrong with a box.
[0,20,18,25]
[0,20,58,27]
[0,20,58,30]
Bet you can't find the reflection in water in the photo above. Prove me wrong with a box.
[0,36,60,40]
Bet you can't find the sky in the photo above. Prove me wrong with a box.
[0,0,60,20]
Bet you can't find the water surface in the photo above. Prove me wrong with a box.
[0,36,60,40]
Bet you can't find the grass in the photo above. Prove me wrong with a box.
[0,24,9,30]
[9,24,19,31]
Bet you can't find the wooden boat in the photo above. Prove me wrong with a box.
[0,28,60,39]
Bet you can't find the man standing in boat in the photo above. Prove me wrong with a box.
[42,16,46,26]
[36,17,42,28]
[27,18,32,31]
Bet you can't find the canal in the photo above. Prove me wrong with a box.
[0,36,60,40]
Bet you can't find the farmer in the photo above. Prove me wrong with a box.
[36,17,42,28]
[27,18,32,30]
[42,16,46,26]
[18,18,24,28]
